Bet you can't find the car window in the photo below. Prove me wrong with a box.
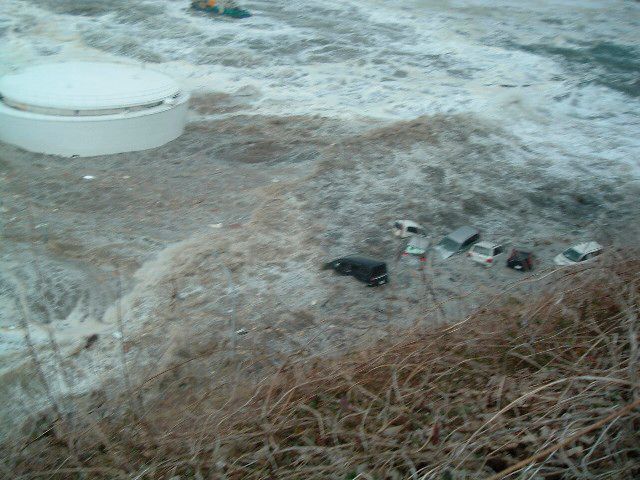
[462,234,479,248]
[472,246,491,256]
[407,226,417,234]
[563,248,583,262]
[495,245,504,255]
[585,251,601,260]
[372,265,386,277]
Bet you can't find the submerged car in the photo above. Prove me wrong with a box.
[506,248,536,271]
[404,235,430,256]
[467,241,504,266]
[393,220,427,238]
[554,242,603,266]
[323,256,388,286]
[434,226,480,259]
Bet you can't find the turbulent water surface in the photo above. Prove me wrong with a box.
[1,0,639,177]
[1,0,639,433]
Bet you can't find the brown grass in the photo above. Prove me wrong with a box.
[4,255,640,479]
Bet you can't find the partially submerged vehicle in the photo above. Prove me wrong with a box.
[191,0,251,18]
[393,220,426,238]
[434,226,480,259]
[323,256,388,286]
[507,248,536,272]
[404,235,430,256]
[554,241,603,266]
[467,241,504,266]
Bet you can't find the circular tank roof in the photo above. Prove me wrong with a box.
[0,62,182,111]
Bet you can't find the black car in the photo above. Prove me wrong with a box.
[323,256,388,286]
[506,248,536,272]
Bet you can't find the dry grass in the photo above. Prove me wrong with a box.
[4,255,640,479]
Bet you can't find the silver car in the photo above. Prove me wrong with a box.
[434,226,480,259]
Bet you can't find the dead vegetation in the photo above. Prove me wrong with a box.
[3,255,640,479]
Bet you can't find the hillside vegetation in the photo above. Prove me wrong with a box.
[4,255,640,479]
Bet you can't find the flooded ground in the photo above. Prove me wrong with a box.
[1,0,639,433]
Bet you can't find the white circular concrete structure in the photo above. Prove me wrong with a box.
[0,62,189,156]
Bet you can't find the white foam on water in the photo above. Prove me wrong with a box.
[0,0,638,178]
[1,0,638,433]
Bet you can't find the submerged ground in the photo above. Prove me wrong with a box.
[1,0,639,434]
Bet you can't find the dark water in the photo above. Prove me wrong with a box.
[510,41,640,97]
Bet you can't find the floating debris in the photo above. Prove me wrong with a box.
[191,0,251,19]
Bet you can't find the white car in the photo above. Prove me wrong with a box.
[393,220,426,238]
[554,242,603,266]
[467,241,505,266]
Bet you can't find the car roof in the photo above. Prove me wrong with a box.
[472,241,500,249]
[570,241,603,254]
[340,256,386,267]
[446,226,479,242]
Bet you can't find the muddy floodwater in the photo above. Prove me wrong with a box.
[1,0,639,433]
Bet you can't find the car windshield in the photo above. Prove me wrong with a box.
[513,250,531,260]
[438,237,461,252]
[562,248,583,262]
[472,246,492,256]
